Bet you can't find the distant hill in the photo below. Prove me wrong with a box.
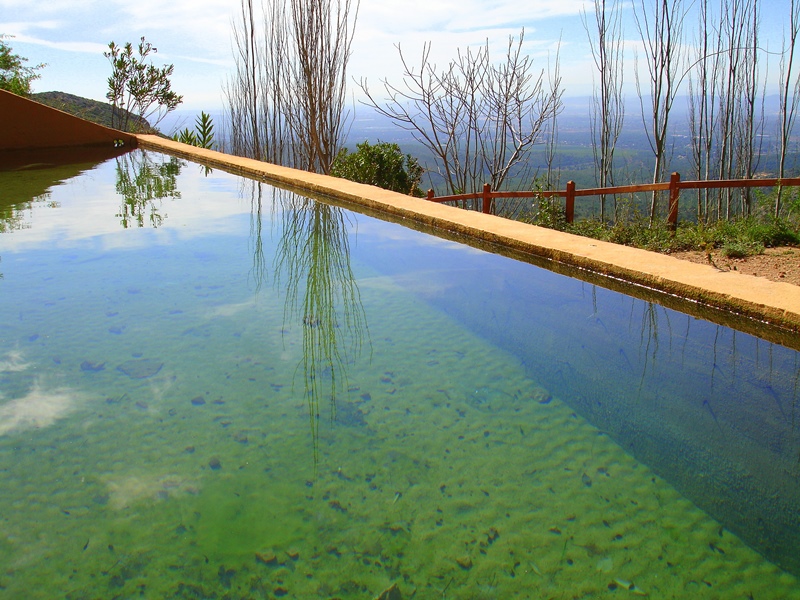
[31,91,151,132]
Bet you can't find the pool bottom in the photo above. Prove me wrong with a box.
[0,287,797,600]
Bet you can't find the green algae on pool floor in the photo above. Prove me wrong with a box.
[0,151,798,599]
[1,329,796,599]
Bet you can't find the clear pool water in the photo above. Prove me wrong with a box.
[0,149,799,599]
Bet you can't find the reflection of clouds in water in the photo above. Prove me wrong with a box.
[209,300,257,318]
[355,217,485,254]
[359,272,458,298]
[105,474,200,510]
[0,380,79,436]
[0,350,30,373]
[0,162,250,253]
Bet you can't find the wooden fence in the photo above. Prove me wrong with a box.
[426,173,800,226]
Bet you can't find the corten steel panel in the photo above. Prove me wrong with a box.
[0,89,137,150]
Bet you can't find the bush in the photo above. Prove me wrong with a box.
[722,240,763,258]
[545,211,799,258]
[331,141,424,196]
[173,112,215,149]
[104,37,182,132]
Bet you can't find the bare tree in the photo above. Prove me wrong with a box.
[633,0,687,224]
[360,30,562,196]
[736,0,764,216]
[687,0,722,221]
[705,0,765,219]
[583,0,625,222]
[777,0,800,216]
[686,0,767,221]
[225,0,358,173]
[285,0,358,172]
[543,38,564,191]
[224,0,265,159]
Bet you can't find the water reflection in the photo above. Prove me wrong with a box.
[0,186,41,233]
[246,181,369,460]
[0,147,130,233]
[114,151,184,228]
[0,147,131,280]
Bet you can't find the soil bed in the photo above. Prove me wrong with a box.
[670,246,800,287]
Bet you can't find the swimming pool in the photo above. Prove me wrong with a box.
[1,148,798,599]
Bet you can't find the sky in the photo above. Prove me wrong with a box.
[0,0,791,126]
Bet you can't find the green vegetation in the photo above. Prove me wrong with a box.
[521,192,800,257]
[115,152,183,228]
[331,141,424,196]
[173,112,215,149]
[0,35,45,96]
[31,91,148,129]
[104,36,182,132]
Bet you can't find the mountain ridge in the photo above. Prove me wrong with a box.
[31,91,151,132]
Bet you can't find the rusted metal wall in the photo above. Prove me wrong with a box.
[0,89,137,151]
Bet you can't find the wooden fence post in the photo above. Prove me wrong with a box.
[565,181,576,223]
[427,189,434,201]
[668,172,681,230]
[482,183,492,214]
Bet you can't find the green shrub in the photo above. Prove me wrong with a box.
[173,112,215,149]
[548,211,800,257]
[331,141,424,196]
[721,241,762,258]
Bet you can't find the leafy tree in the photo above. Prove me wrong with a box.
[331,141,424,196]
[104,37,183,132]
[0,35,45,96]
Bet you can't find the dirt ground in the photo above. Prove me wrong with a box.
[669,246,800,286]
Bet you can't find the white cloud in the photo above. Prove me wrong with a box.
[0,20,61,32]
[2,0,791,112]
[172,53,232,68]
[9,33,107,54]
[358,0,586,36]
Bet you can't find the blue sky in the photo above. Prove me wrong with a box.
[0,0,791,117]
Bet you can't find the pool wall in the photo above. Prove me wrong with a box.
[0,90,137,151]
[136,135,800,344]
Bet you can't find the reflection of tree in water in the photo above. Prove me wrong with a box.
[247,181,369,461]
[247,181,269,293]
[114,151,183,228]
[0,186,58,234]
[0,197,35,233]
[0,177,59,280]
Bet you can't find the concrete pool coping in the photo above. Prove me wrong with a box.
[137,134,800,346]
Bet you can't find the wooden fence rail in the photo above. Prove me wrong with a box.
[425,174,800,227]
